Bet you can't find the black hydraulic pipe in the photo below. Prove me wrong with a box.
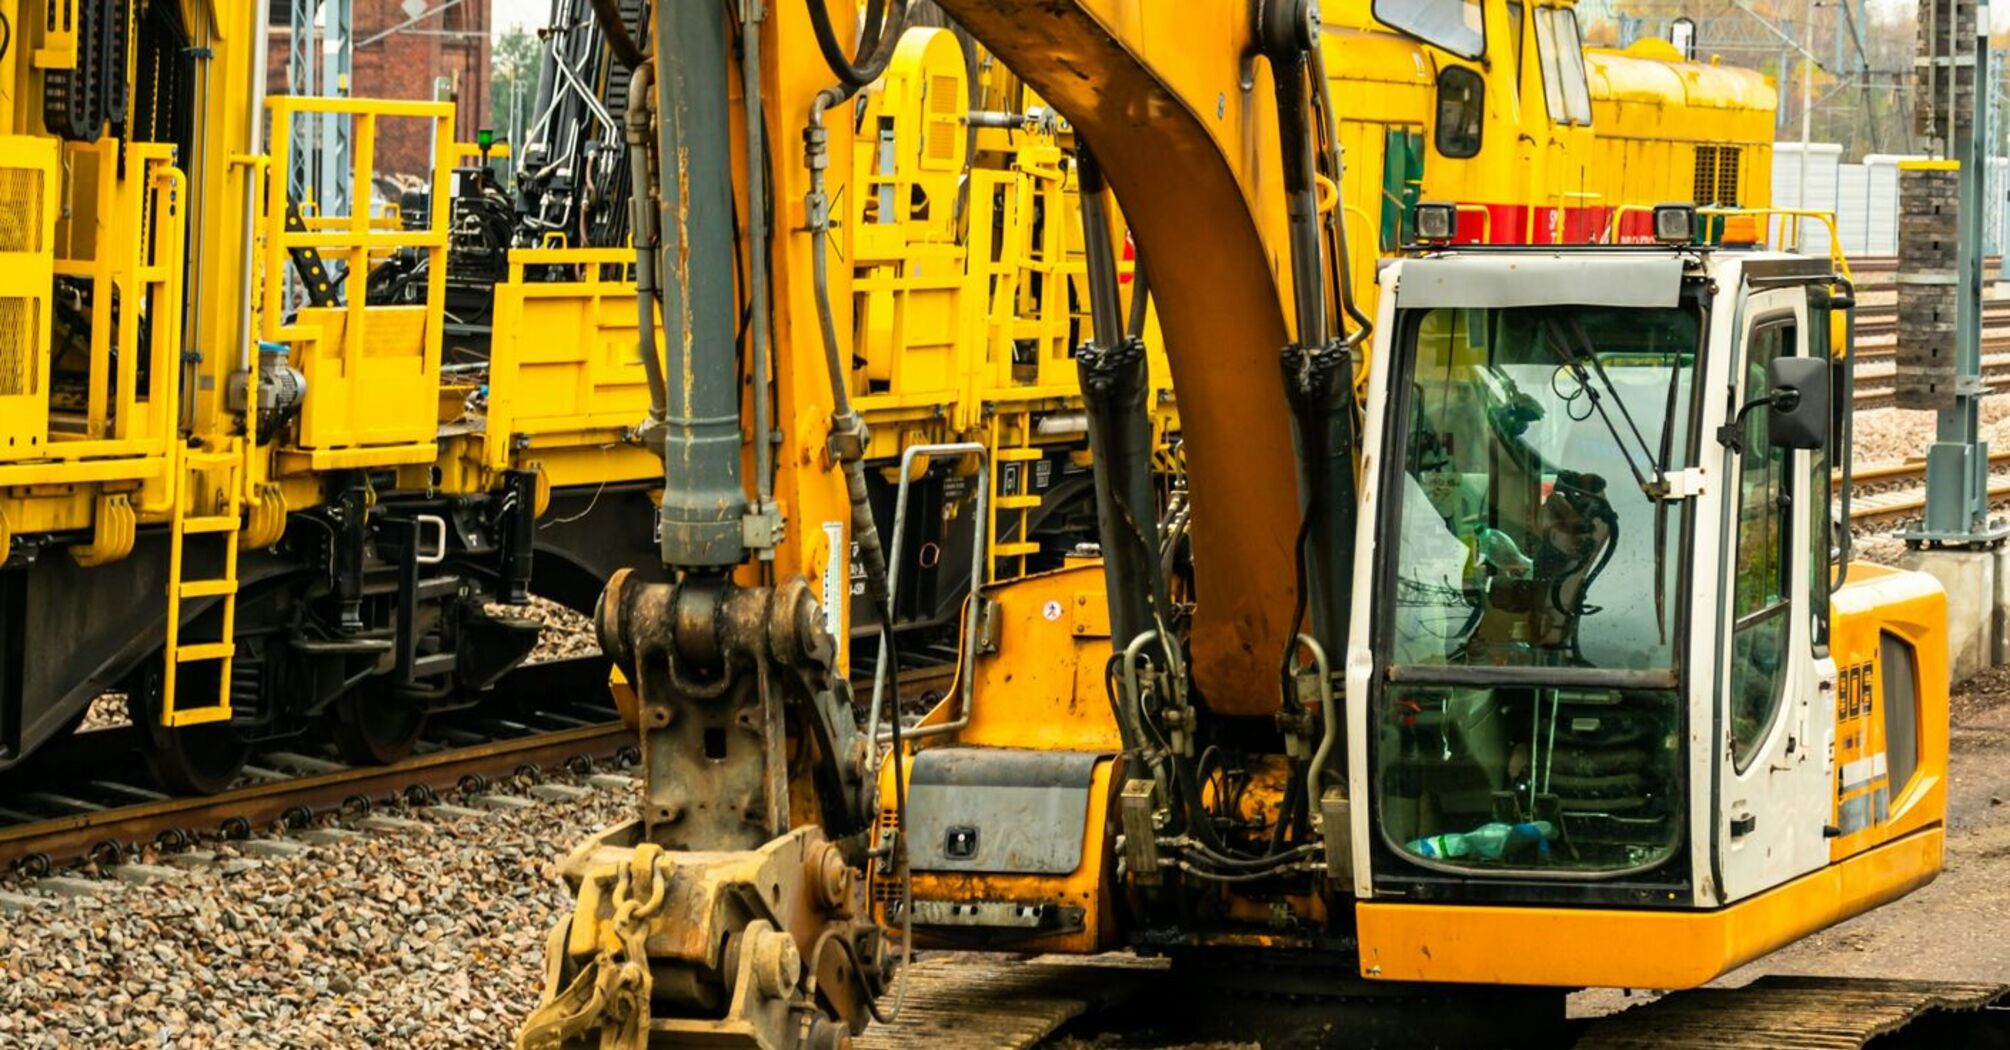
[624,61,667,430]
[652,0,747,568]
[1074,147,1162,650]
[588,0,644,71]
[1264,17,1327,348]
[1263,0,1357,777]
[806,0,907,91]
[1126,250,1150,342]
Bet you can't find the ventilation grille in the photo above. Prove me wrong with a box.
[923,74,961,165]
[1692,146,1741,207]
[1692,147,1721,206]
[0,299,37,397]
[0,169,45,253]
[1716,148,1741,207]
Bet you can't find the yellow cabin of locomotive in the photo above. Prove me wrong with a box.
[1322,1,1778,253]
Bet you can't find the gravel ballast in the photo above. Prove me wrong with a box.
[0,776,631,1049]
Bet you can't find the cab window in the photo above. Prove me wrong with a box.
[1533,7,1592,126]
[1554,8,1594,125]
[1374,0,1485,60]
[1729,319,1796,768]
[1435,67,1485,159]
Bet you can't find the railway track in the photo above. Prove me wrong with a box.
[0,655,960,874]
[1846,451,2010,527]
[1850,355,2010,409]
[0,655,627,872]
[1852,301,2010,341]
[1847,254,2001,287]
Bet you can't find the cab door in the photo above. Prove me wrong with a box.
[1713,283,1836,903]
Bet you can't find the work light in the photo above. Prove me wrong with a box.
[1653,203,1697,244]
[1414,201,1457,244]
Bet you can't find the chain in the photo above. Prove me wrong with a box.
[516,844,675,1050]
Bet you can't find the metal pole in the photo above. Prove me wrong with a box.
[1809,10,1825,251]
[1997,47,2010,282]
[320,0,353,218]
[288,0,316,210]
[1779,43,1792,138]
[1920,1,2005,544]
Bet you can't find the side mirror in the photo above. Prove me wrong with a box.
[1766,357,1830,451]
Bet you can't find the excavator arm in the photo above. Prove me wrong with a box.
[518,2,1355,1046]
[935,0,1307,711]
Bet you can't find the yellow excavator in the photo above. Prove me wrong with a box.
[517,1,1999,1047]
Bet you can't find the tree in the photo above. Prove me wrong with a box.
[491,26,542,152]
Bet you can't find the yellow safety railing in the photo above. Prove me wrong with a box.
[478,246,657,478]
[1602,204,1855,284]
[0,141,185,502]
[263,96,454,472]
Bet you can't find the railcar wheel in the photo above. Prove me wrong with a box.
[329,680,427,766]
[132,665,253,796]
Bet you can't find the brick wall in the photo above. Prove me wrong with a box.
[267,0,491,182]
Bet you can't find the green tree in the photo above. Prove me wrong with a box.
[491,26,542,152]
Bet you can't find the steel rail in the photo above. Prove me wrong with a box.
[0,722,630,870]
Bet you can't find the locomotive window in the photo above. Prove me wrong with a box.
[1729,320,1796,770]
[1435,67,1485,159]
[1532,8,1567,124]
[1554,8,1594,125]
[1506,3,1525,102]
[1374,0,1485,61]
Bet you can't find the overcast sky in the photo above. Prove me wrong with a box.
[1841,0,2004,32]
[493,0,543,34]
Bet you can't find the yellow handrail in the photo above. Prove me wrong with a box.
[1455,203,1492,242]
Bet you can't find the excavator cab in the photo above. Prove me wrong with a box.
[1348,220,1948,986]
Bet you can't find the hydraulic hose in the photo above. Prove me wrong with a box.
[1306,32,1372,347]
[1126,251,1151,342]
[740,7,776,509]
[589,0,645,71]
[803,23,917,1007]
[806,95,890,606]
[624,62,667,427]
[806,0,908,92]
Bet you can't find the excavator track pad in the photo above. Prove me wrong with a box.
[1575,976,2010,1049]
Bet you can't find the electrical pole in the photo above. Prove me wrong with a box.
[1801,5,1814,250]
[1912,0,2005,545]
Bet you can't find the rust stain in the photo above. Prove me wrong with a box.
[676,138,696,473]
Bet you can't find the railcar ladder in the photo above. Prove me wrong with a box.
[989,412,1044,579]
[160,448,246,727]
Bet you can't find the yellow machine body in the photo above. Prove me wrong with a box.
[872,249,1950,993]
[524,4,1960,1049]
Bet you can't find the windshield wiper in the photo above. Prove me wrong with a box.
[1538,315,1673,503]
[1539,313,1682,640]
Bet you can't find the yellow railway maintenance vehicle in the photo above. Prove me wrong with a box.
[0,0,672,794]
[1324,1,1776,255]
[517,2,2002,1049]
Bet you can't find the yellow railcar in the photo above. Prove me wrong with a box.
[1323,1,1776,252]
[0,0,1783,798]
[1585,37,1779,242]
